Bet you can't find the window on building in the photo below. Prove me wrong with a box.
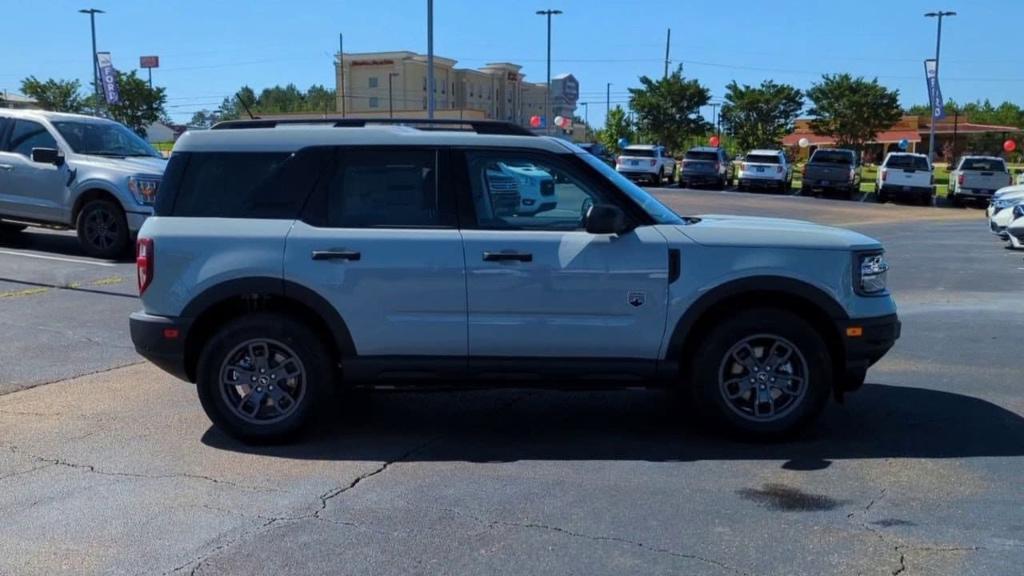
[369,77,378,88]
[369,97,379,108]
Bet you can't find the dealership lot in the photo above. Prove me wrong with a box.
[0,190,1021,576]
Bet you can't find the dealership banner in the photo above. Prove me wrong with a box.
[924,59,945,120]
[96,52,120,105]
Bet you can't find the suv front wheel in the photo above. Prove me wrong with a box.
[77,199,129,259]
[688,308,832,437]
[197,313,333,443]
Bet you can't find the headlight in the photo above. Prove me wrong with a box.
[856,252,888,295]
[1013,204,1024,220]
[127,175,160,205]
[993,197,1021,211]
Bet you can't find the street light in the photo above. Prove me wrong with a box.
[388,72,400,118]
[924,10,956,164]
[79,8,104,106]
[536,9,562,134]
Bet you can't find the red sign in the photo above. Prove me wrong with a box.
[140,56,159,69]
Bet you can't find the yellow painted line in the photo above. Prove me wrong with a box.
[91,276,124,286]
[0,287,49,299]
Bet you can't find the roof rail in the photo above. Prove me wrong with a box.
[210,117,536,136]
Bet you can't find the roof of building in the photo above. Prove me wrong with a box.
[783,129,922,147]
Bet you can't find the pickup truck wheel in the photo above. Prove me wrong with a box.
[77,200,129,259]
[197,313,332,444]
[688,308,832,437]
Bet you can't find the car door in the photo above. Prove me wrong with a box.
[457,148,669,361]
[283,146,467,361]
[0,118,66,222]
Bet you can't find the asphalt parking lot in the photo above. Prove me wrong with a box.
[1,189,1021,576]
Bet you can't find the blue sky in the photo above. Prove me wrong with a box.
[1,0,1021,125]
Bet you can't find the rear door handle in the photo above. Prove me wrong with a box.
[483,251,532,263]
[311,249,361,261]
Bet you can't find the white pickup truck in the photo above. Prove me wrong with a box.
[615,145,676,186]
[875,152,934,205]
[949,156,1013,207]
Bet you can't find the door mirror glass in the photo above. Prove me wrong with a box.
[584,204,629,235]
[31,147,62,165]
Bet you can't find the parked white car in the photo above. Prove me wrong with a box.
[1005,205,1024,249]
[875,152,934,205]
[615,145,676,185]
[986,185,1024,237]
[948,156,1013,207]
[735,149,792,193]
[490,161,556,215]
[1017,171,1024,186]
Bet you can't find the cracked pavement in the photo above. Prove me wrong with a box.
[1,192,1023,575]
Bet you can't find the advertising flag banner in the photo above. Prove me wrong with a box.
[924,59,945,120]
[97,52,120,105]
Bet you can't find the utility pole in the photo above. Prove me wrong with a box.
[581,102,588,141]
[427,0,435,119]
[537,9,562,134]
[710,103,719,139]
[338,33,345,117]
[606,82,611,116]
[925,10,956,164]
[664,28,671,78]
[79,8,104,107]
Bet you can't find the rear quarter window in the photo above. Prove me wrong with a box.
[157,149,329,218]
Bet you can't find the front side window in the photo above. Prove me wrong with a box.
[464,151,617,231]
[6,120,58,157]
[305,149,451,229]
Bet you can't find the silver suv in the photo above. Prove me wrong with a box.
[129,119,900,443]
[0,109,166,258]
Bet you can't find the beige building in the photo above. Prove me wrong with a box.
[335,51,577,129]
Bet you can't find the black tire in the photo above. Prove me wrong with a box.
[687,308,832,438]
[777,180,789,194]
[654,169,664,186]
[799,185,810,196]
[949,193,962,208]
[76,199,129,259]
[196,312,334,443]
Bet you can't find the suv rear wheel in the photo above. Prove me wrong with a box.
[688,308,831,437]
[197,313,333,443]
[77,199,129,258]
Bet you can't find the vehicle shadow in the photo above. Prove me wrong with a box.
[0,228,131,262]
[201,382,1024,466]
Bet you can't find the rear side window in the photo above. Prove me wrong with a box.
[158,149,328,218]
[303,149,453,229]
[884,155,930,171]
[961,158,1007,172]
[685,150,718,161]
[745,154,780,164]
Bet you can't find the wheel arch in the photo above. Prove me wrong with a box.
[668,276,848,381]
[180,277,356,382]
[71,186,123,226]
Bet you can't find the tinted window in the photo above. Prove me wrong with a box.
[465,151,620,231]
[884,155,930,171]
[622,148,656,158]
[685,150,718,161]
[306,149,448,229]
[810,150,854,165]
[961,158,1007,172]
[163,150,326,218]
[6,120,57,157]
[745,154,780,164]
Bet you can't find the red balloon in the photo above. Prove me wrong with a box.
[709,135,721,147]
[1004,139,1017,153]
[529,115,541,128]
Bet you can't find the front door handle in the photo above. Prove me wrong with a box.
[483,251,532,263]
[311,249,361,261]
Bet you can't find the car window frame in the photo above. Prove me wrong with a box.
[451,147,654,232]
[298,145,458,230]
[0,117,10,150]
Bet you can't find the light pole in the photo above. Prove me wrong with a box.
[338,33,345,117]
[536,9,562,133]
[606,82,611,116]
[426,0,435,119]
[925,10,956,163]
[388,72,400,118]
[79,8,104,106]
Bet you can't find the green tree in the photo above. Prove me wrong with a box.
[19,77,84,113]
[188,110,221,128]
[596,106,634,154]
[86,71,167,136]
[806,74,902,150]
[720,80,804,152]
[627,66,710,152]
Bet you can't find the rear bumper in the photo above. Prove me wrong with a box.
[129,311,192,381]
[738,176,785,187]
[681,173,721,184]
[879,184,933,197]
[953,189,997,200]
[617,169,658,179]
[839,314,901,375]
[803,181,857,192]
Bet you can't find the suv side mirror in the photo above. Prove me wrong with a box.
[31,147,63,166]
[585,204,630,235]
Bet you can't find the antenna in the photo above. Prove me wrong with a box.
[235,92,258,120]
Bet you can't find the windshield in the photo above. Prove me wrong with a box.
[52,120,159,157]
[580,153,685,225]
[961,158,1007,172]
[885,155,930,170]
[810,150,854,165]
[621,148,656,158]
[745,154,780,164]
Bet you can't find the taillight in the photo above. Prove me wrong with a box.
[714,162,720,173]
[849,168,856,182]
[881,169,888,182]
[776,166,783,174]
[616,156,622,165]
[958,173,964,185]
[649,159,656,167]
[741,162,748,171]
[137,238,154,295]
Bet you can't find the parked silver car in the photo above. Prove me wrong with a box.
[0,109,166,258]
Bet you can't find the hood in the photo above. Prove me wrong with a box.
[993,184,1024,199]
[70,154,167,176]
[678,214,881,251]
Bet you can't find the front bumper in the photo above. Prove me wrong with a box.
[839,314,901,375]
[126,210,152,234]
[129,311,192,381]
